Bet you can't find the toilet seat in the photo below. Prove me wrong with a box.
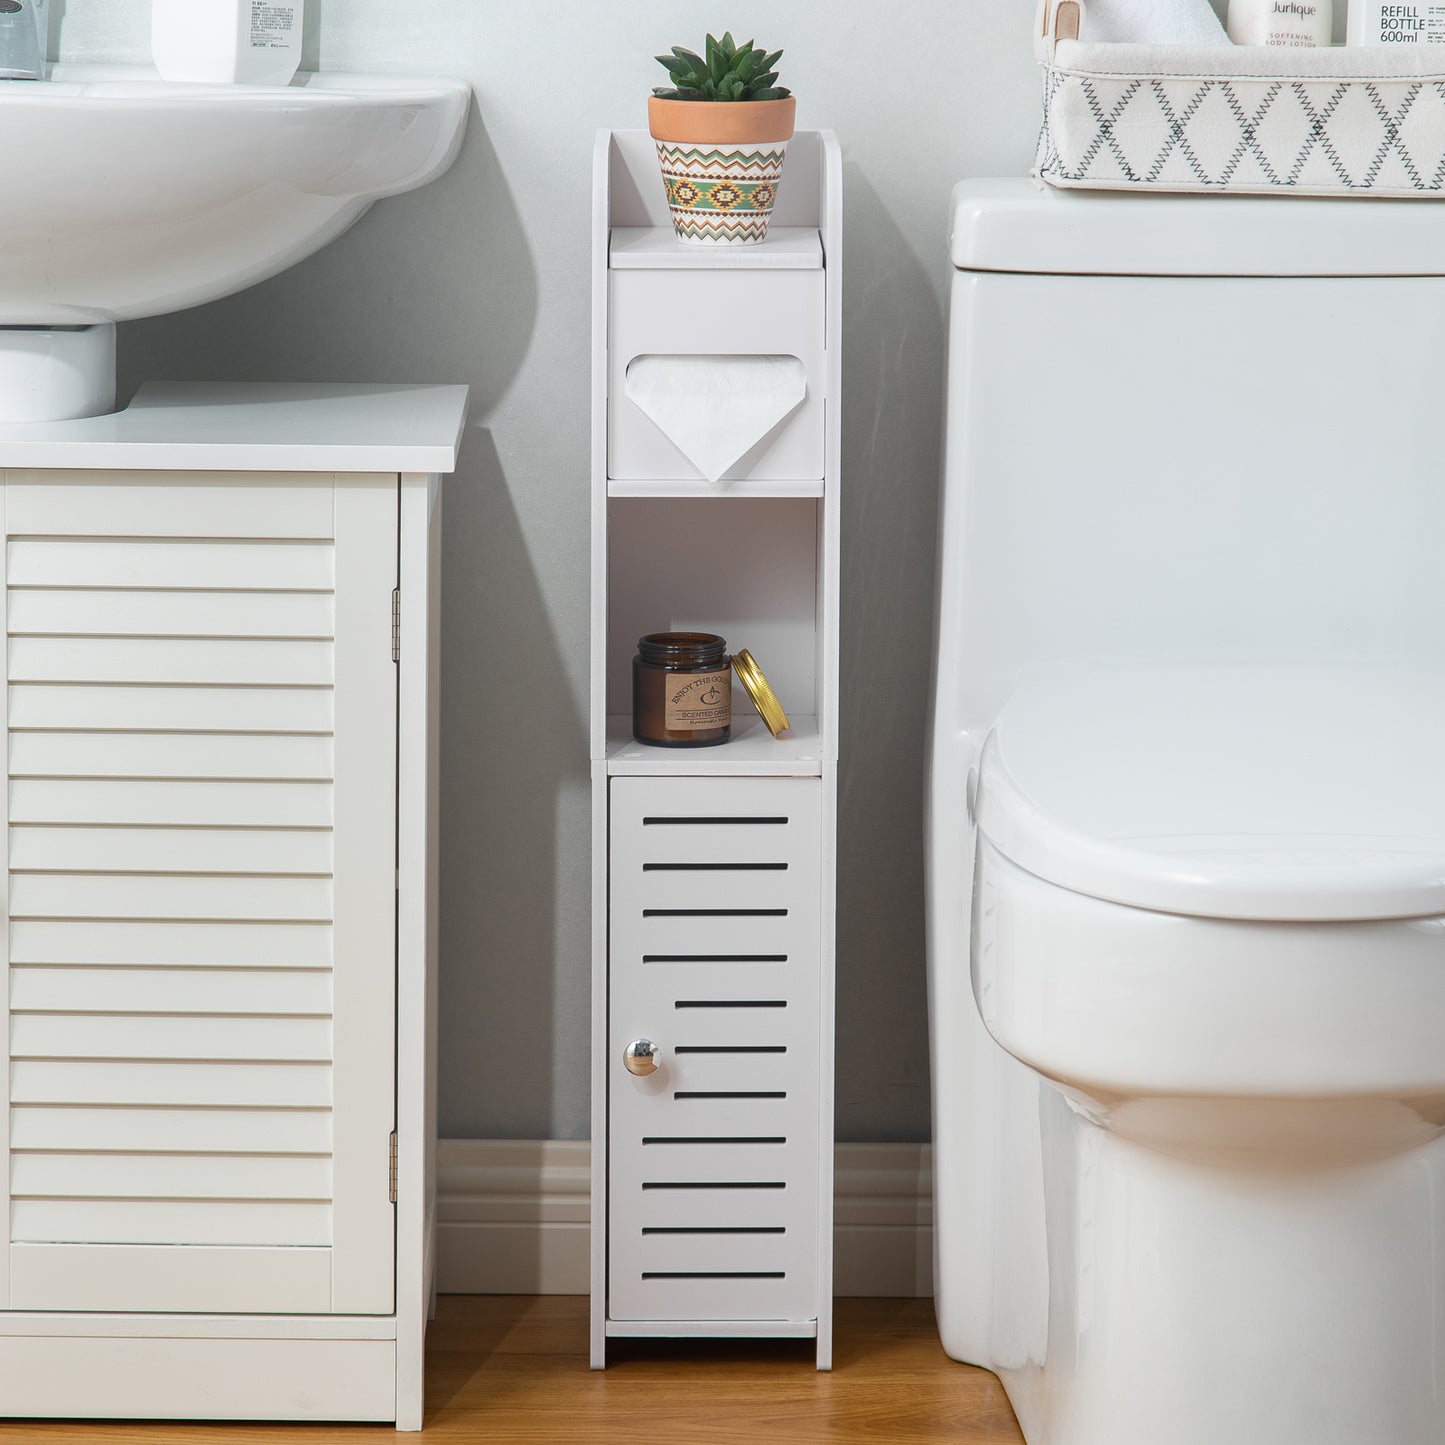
[974,663,1445,922]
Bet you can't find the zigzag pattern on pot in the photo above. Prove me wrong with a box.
[656,144,788,180]
[668,213,774,243]
[655,139,787,245]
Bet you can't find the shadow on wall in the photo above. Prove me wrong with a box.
[834,164,946,1143]
[45,0,65,57]
[116,101,532,416]
[301,0,322,69]
[435,426,586,1180]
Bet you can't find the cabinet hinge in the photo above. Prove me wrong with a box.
[391,588,401,663]
[389,1131,398,1203]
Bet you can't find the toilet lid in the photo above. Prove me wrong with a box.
[974,664,1445,921]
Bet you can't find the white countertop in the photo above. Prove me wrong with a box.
[0,382,470,472]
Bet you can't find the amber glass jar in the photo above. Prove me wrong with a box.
[633,632,732,747]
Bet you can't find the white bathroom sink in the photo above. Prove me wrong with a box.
[0,64,470,324]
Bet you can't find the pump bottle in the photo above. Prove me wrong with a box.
[152,0,303,85]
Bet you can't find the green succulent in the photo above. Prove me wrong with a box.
[653,31,791,103]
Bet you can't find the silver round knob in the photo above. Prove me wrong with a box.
[623,1039,660,1076]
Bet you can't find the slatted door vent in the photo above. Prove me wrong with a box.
[643,1226,785,1235]
[674,1090,787,1100]
[644,954,788,963]
[6,531,341,1254]
[641,1181,787,1191]
[674,999,786,1009]
[609,776,823,1323]
[642,816,788,826]
[643,908,788,918]
[642,1136,787,1145]
[641,1272,787,1281]
[643,862,788,872]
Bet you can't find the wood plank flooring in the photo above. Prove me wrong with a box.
[0,1297,1025,1444]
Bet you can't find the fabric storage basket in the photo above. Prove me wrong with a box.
[1035,0,1445,195]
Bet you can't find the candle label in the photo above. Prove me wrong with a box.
[665,671,732,733]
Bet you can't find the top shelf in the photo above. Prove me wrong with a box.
[610,227,823,271]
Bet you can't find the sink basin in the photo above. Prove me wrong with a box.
[0,64,469,423]
[0,65,471,326]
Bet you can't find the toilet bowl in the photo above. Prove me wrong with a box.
[956,663,1445,1445]
[929,181,1445,1445]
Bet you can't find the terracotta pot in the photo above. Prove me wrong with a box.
[647,95,797,245]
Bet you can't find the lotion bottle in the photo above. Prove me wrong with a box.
[1347,0,1445,44]
[1227,0,1333,44]
[152,0,303,86]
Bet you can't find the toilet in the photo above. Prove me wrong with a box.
[928,180,1445,1445]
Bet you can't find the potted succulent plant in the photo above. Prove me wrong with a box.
[649,31,796,245]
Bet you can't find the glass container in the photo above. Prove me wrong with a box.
[633,632,732,747]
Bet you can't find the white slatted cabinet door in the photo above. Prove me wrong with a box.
[1,472,398,1316]
[608,776,823,1324]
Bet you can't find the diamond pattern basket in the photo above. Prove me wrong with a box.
[1035,0,1445,196]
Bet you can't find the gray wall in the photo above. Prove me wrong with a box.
[52,1,1040,1143]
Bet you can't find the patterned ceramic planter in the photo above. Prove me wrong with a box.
[647,96,796,245]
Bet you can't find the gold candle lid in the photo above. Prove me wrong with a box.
[731,648,790,738]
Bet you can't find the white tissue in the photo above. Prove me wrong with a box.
[1081,0,1231,45]
[624,354,808,488]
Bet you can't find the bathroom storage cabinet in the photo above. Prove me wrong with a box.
[0,382,465,1429]
[590,130,842,1369]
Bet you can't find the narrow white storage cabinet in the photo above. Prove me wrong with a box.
[590,130,842,1368]
[0,381,465,1429]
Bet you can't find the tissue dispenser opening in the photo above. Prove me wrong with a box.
[624,354,808,488]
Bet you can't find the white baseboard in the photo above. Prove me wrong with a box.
[436,1139,933,1298]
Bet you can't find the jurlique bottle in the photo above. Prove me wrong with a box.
[1227,0,1333,44]
[152,0,303,85]
[1347,0,1445,44]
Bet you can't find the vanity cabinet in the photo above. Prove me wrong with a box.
[0,382,465,1429]
[590,131,842,1368]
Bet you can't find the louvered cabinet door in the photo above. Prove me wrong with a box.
[0,473,398,1316]
[608,776,823,1323]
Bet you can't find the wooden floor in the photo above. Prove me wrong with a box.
[0,1297,1025,1444]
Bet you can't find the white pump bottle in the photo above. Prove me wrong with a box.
[152,0,303,86]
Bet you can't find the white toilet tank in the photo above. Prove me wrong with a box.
[940,179,1445,741]
[929,179,1445,1379]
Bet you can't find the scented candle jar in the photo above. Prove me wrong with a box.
[633,632,732,747]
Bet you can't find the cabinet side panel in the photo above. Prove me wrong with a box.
[396,472,442,1428]
[330,476,400,1315]
[591,762,610,1368]
[1,475,8,1311]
